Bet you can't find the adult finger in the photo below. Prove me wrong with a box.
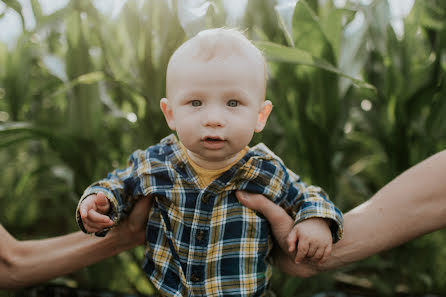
[235,191,266,212]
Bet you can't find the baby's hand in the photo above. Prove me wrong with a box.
[287,217,332,264]
[79,192,114,233]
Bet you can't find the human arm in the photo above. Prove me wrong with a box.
[277,169,343,263]
[236,190,317,275]
[76,150,145,235]
[237,149,446,276]
[0,197,152,289]
[282,169,343,244]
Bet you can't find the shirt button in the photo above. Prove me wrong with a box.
[202,195,209,203]
[191,273,201,282]
[196,230,205,241]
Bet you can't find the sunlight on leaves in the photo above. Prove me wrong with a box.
[274,0,298,47]
[223,0,248,26]
[256,40,375,91]
[177,0,212,37]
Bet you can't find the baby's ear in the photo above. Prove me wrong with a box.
[255,100,273,132]
[160,98,176,130]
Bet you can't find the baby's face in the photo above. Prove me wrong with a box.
[161,51,271,169]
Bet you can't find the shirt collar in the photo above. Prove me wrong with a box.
[160,133,277,192]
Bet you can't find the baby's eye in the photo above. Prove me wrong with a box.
[227,99,239,107]
[191,100,202,107]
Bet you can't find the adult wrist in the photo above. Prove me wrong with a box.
[113,220,145,248]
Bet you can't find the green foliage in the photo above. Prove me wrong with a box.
[0,0,445,296]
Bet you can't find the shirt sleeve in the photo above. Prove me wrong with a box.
[281,168,344,243]
[75,150,146,236]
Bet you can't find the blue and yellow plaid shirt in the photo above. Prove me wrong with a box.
[76,134,343,297]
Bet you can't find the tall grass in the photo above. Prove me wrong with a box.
[0,0,445,295]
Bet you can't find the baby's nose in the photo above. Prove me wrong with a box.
[202,106,225,127]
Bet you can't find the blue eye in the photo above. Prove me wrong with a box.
[227,100,239,107]
[191,100,202,107]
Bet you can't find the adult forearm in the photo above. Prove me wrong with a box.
[319,149,446,270]
[0,196,150,289]
[1,229,139,289]
[268,150,446,277]
[279,150,446,276]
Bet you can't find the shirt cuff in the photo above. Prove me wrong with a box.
[294,202,344,243]
[75,187,120,237]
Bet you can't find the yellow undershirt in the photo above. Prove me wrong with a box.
[182,143,249,188]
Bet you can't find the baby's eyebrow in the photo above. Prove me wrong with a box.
[223,89,249,98]
[177,90,206,99]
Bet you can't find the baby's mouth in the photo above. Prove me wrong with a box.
[204,137,224,142]
[201,136,226,149]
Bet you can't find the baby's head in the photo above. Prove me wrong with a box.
[166,28,268,98]
[160,28,272,169]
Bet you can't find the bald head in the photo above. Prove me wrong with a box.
[166,28,267,98]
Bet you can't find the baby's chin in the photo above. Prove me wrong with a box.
[187,149,243,168]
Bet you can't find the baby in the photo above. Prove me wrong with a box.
[77,28,343,297]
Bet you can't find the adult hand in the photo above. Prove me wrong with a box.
[236,191,295,256]
[236,149,446,278]
[115,196,153,246]
[0,195,153,289]
[236,191,319,277]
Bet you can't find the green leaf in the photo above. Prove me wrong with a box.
[319,8,345,61]
[0,122,51,148]
[291,1,333,62]
[418,0,446,31]
[48,71,104,98]
[30,0,43,22]
[31,4,72,33]
[255,41,375,91]
[274,0,297,47]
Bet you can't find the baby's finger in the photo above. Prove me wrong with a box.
[287,231,298,253]
[80,206,87,219]
[88,209,113,225]
[95,192,110,213]
[83,220,113,232]
[306,244,317,258]
[80,197,95,218]
[312,246,325,262]
[83,221,102,233]
[319,244,332,264]
[294,240,309,264]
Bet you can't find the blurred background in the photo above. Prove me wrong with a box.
[0,0,445,296]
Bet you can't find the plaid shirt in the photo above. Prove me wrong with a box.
[77,134,343,297]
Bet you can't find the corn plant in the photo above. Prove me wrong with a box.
[0,0,445,296]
